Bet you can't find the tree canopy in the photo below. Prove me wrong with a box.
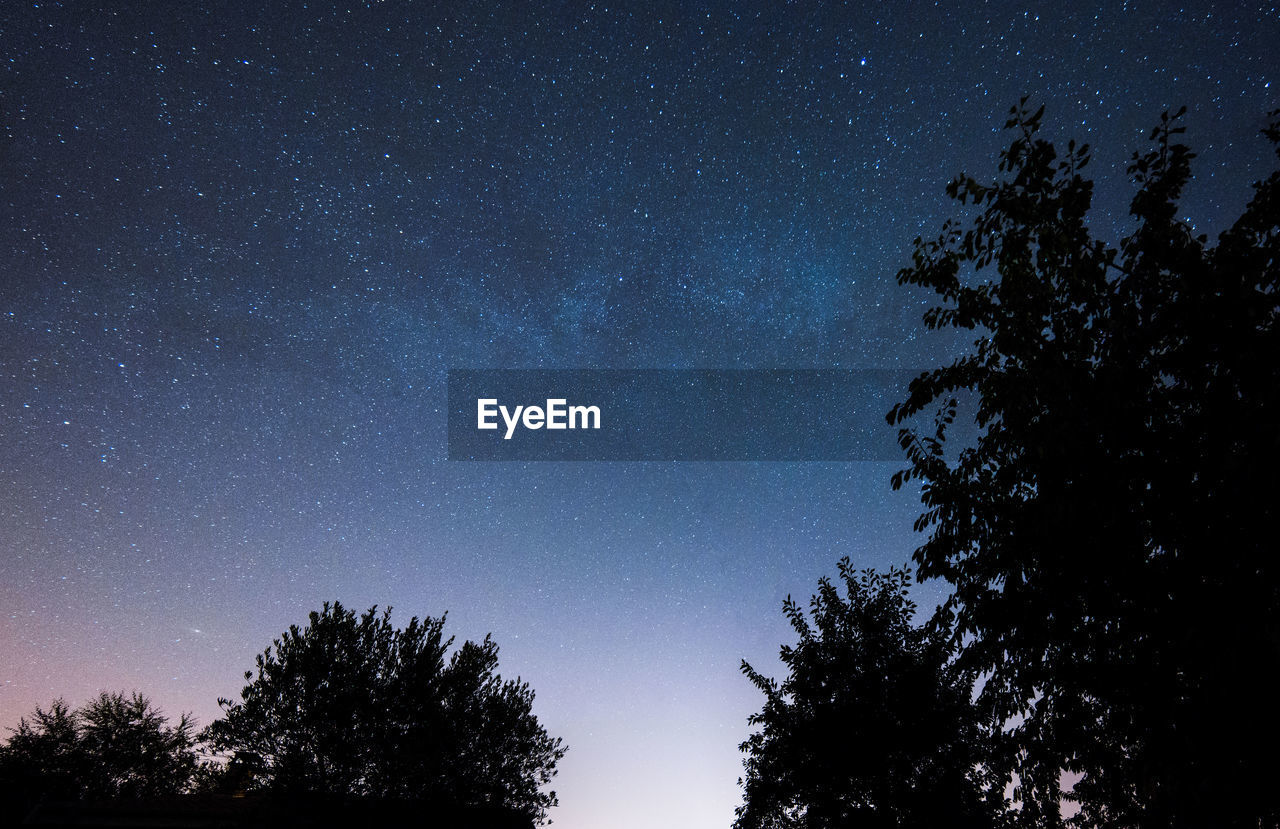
[0,691,200,811]
[203,601,565,825]
[888,101,1280,826]
[736,562,1004,829]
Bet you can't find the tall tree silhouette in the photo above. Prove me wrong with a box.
[203,602,565,825]
[736,563,1004,829]
[0,692,200,815]
[888,101,1280,826]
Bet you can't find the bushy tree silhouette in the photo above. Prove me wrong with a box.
[736,563,1004,829]
[889,101,1280,826]
[203,601,565,825]
[0,692,200,815]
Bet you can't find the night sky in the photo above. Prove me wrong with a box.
[2,2,1277,827]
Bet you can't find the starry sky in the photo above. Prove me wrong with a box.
[1,2,1276,827]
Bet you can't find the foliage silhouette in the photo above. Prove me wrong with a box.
[736,562,1005,829]
[0,692,200,815]
[203,601,565,825]
[889,100,1280,827]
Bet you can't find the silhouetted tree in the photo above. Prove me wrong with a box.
[0,699,84,810]
[736,562,1005,829]
[0,692,200,816]
[203,602,565,825]
[888,101,1280,827]
[76,692,201,798]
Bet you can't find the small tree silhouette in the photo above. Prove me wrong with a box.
[203,601,565,825]
[736,563,1004,829]
[0,692,200,815]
